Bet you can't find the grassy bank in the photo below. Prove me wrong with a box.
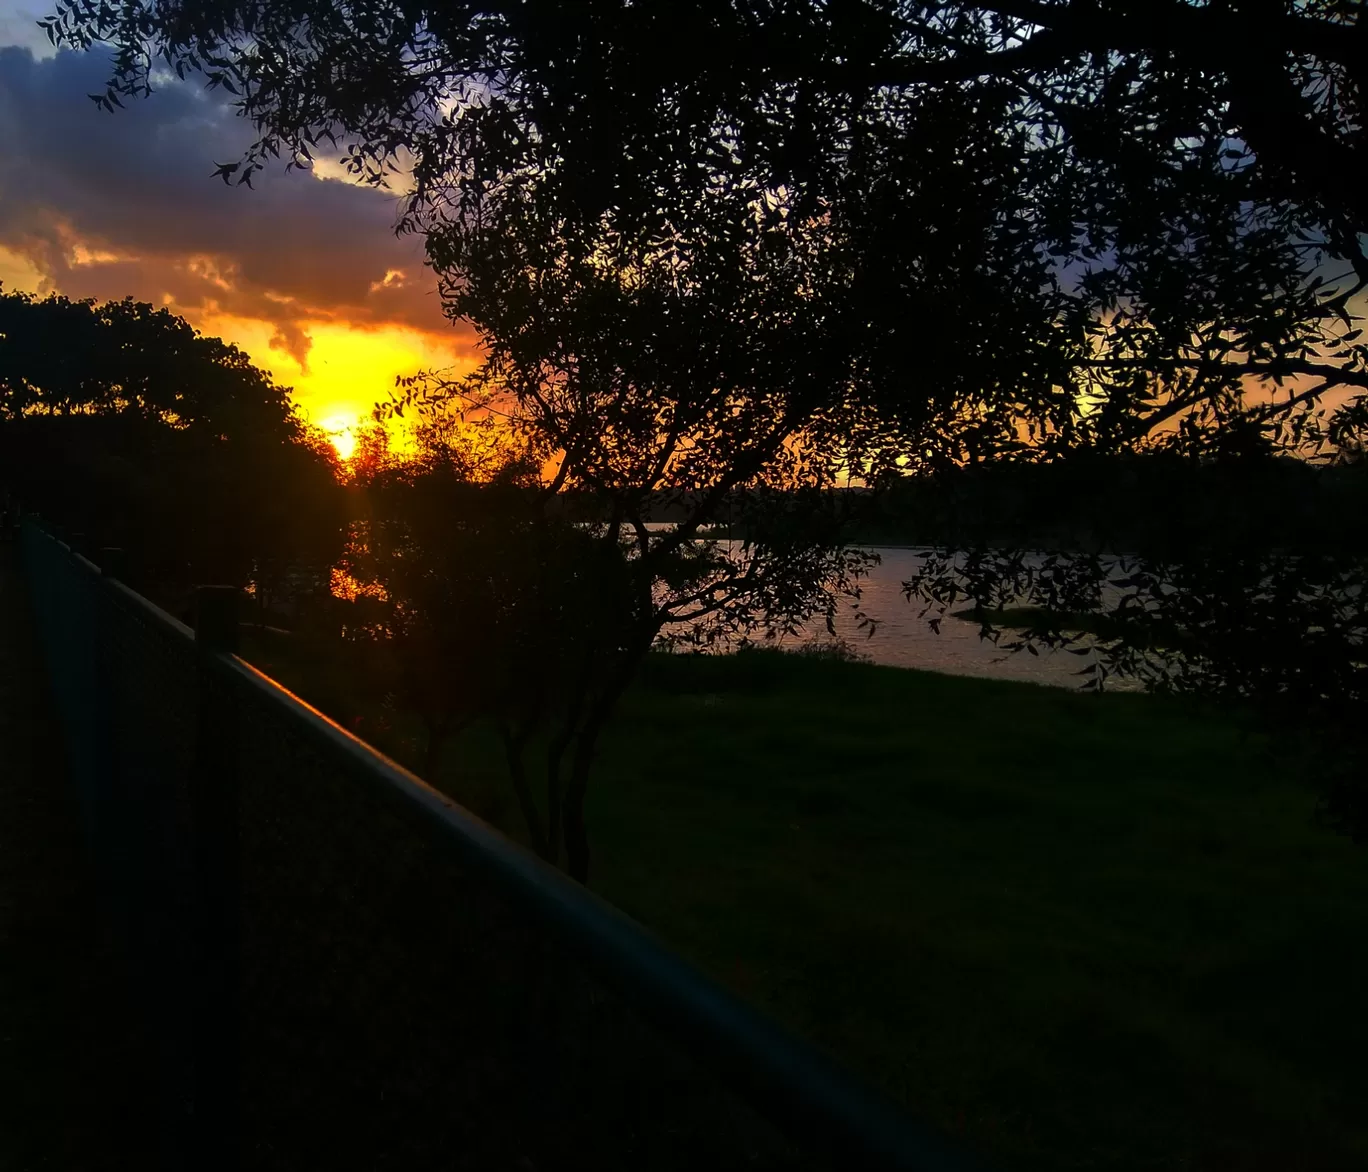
[240,632,1368,1171]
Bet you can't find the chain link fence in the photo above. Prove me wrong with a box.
[18,516,969,1172]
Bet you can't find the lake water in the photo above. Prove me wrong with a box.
[316,528,1136,692]
[672,545,1136,691]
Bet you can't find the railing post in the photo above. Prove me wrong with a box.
[192,585,241,1171]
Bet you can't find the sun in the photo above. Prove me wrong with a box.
[319,413,359,461]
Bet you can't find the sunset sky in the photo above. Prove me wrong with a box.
[3,2,1361,466]
[0,3,480,457]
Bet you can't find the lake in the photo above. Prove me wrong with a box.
[662,544,1141,692]
[315,530,1136,692]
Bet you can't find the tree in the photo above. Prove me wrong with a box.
[46,3,1368,237]
[43,0,1368,871]
[339,418,641,870]
[340,414,875,876]
[0,287,345,597]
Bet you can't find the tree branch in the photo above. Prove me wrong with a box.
[969,1,1363,70]
[1083,356,1368,392]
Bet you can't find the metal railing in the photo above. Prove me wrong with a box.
[17,515,973,1172]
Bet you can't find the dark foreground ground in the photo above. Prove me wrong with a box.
[245,629,1368,1172]
[5,546,1362,1171]
[0,543,154,1170]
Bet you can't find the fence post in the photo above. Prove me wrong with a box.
[192,585,241,1171]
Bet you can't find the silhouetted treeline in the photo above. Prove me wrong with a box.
[0,290,347,605]
[557,454,1368,557]
[839,454,1368,555]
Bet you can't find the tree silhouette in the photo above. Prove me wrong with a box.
[339,416,871,877]
[0,287,345,598]
[46,2,1368,243]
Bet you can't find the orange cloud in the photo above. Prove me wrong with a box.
[0,45,482,449]
[192,310,479,451]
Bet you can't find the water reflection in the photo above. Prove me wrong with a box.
[313,526,1132,692]
[663,545,1135,691]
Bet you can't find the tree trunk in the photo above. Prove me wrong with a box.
[543,685,589,869]
[562,698,618,885]
[556,631,658,883]
[501,729,549,859]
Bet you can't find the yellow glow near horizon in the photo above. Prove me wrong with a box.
[195,313,478,453]
[0,247,48,296]
[0,250,477,452]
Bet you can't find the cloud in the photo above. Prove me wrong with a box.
[0,44,474,370]
[269,319,315,372]
[0,3,54,59]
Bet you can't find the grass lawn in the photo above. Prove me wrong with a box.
[241,632,1368,1172]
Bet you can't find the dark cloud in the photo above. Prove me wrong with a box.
[269,319,315,372]
[0,45,469,364]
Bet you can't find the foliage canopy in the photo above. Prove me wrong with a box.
[0,287,345,595]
